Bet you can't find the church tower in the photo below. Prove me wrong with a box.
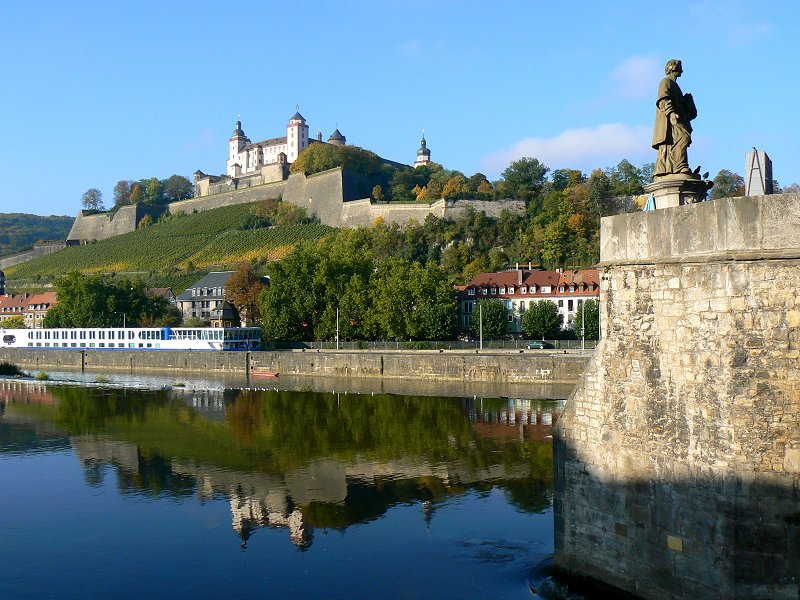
[414,131,431,168]
[227,120,250,176]
[286,109,309,163]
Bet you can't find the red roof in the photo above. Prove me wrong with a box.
[458,269,599,301]
[26,292,57,310]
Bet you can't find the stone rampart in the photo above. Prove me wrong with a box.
[67,204,165,242]
[169,180,286,216]
[554,193,800,599]
[0,242,67,269]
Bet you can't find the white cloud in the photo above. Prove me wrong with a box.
[610,55,662,100]
[481,123,651,176]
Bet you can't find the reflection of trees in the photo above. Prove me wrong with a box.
[53,386,168,434]
[43,385,558,528]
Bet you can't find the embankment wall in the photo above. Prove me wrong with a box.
[0,242,67,269]
[0,348,588,384]
[554,193,800,599]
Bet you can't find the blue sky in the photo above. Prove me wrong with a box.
[1,0,798,217]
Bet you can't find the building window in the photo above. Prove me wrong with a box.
[521,286,527,294]
[499,287,506,294]
[568,300,574,311]
[558,300,564,307]
[559,286,565,292]
[569,285,575,292]
[508,286,514,294]
[481,288,487,295]
[491,288,497,295]
[468,288,475,296]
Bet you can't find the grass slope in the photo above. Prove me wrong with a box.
[6,203,334,287]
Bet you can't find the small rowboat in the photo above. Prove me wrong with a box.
[251,370,279,378]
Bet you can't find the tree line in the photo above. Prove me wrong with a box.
[80,175,193,212]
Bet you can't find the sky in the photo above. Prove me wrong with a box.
[1,0,799,217]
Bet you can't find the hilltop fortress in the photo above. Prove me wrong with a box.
[68,110,523,243]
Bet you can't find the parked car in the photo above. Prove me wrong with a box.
[527,340,554,349]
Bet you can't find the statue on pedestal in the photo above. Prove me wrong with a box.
[645,59,712,207]
[652,59,696,176]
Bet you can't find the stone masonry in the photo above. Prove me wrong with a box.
[554,193,800,599]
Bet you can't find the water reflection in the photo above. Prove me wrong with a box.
[1,381,561,552]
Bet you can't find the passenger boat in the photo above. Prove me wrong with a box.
[0,326,261,352]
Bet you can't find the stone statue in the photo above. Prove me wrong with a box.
[652,59,697,177]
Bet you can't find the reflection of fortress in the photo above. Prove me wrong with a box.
[7,384,563,551]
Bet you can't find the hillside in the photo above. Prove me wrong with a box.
[5,202,334,289]
[0,213,73,257]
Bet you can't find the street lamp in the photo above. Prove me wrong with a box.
[479,304,483,351]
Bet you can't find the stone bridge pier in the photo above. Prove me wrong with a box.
[555,194,800,599]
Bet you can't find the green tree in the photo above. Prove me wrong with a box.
[113,180,132,207]
[710,169,745,199]
[500,157,550,199]
[573,298,599,340]
[474,299,507,337]
[163,175,193,203]
[142,177,164,205]
[43,272,156,328]
[372,185,384,201]
[2,315,26,329]
[81,188,105,211]
[521,300,562,339]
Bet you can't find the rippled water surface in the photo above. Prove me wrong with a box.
[0,379,563,599]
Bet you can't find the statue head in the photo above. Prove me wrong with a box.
[665,59,683,76]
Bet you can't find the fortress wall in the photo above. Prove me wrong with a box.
[66,204,165,242]
[169,180,286,215]
[0,242,67,269]
[554,193,800,599]
[340,199,448,228]
[282,169,345,227]
[443,199,526,220]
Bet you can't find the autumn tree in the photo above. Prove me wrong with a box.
[225,263,266,326]
[129,182,144,204]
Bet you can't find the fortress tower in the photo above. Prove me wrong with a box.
[286,111,309,163]
[327,128,346,146]
[414,131,431,168]
[227,121,250,175]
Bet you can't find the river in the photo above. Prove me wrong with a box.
[0,375,574,599]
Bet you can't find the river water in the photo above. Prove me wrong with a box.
[0,375,568,599]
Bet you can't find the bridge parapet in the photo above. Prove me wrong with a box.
[555,193,800,599]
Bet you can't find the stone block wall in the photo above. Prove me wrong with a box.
[169,180,286,216]
[67,204,166,242]
[555,194,800,599]
[0,241,67,269]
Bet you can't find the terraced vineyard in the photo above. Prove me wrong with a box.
[6,202,334,285]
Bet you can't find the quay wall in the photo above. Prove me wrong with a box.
[0,348,588,384]
[554,193,800,599]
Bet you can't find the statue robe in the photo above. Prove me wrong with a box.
[652,76,696,175]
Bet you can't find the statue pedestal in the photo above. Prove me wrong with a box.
[644,175,712,209]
